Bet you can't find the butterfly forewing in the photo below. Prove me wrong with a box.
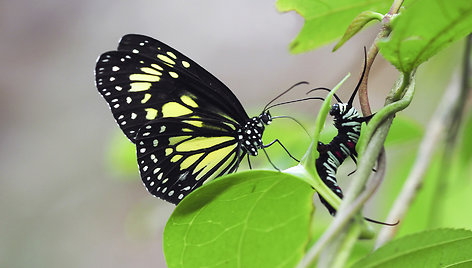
[135,116,242,203]
[117,34,249,123]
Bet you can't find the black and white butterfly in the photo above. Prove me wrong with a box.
[95,34,302,204]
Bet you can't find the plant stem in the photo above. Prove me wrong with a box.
[374,47,466,247]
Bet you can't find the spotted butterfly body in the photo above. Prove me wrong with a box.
[95,34,271,204]
[314,48,370,216]
[316,103,363,215]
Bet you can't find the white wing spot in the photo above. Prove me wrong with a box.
[109,77,115,81]
[132,49,139,54]
[131,113,137,119]
[153,139,158,147]
[150,181,155,186]
[115,86,122,91]
[126,97,132,104]
[178,194,184,199]
[168,190,174,196]
[140,148,146,153]
[113,104,120,108]
[143,166,148,172]
[112,66,120,72]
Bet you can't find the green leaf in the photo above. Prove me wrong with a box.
[351,229,472,268]
[163,170,314,268]
[276,0,390,53]
[378,0,472,73]
[333,11,384,51]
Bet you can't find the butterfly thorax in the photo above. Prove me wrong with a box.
[237,111,271,156]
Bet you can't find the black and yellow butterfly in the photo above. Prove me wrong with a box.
[95,34,299,204]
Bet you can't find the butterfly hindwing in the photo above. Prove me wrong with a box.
[135,116,242,203]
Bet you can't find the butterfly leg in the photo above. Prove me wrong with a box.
[263,139,299,162]
[247,154,252,169]
[347,153,376,176]
[262,147,280,171]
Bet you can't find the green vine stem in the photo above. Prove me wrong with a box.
[375,36,472,248]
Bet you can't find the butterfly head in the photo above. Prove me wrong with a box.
[259,110,272,125]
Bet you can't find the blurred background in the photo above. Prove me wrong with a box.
[0,1,466,267]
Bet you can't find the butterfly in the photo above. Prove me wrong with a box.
[95,34,301,204]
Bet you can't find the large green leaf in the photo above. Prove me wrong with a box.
[379,0,472,73]
[276,0,390,53]
[351,229,472,267]
[163,170,314,268]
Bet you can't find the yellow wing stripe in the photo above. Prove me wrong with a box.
[200,153,236,183]
[180,153,204,169]
[195,145,236,180]
[141,93,151,104]
[180,95,198,108]
[171,155,183,162]
[140,67,162,76]
[162,102,192,117]
[168,135,192,146]
[145,108,158,120]
[151,64,164,71]
[182,120,203,128]
[129,74,160,82]
[175,136,235,152]
[157,54,176,65]
[129,82,151,92]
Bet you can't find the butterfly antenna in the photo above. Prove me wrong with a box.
[348,46,368,107]
[263,81,309,112]
[307,87,343,103]
[272,115,311,139]
[364,216,399,226]
[265,97,325,111]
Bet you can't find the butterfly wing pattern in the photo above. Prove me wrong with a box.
[95,34,269,204]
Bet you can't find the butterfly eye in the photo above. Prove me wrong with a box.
[260,111,272,125]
